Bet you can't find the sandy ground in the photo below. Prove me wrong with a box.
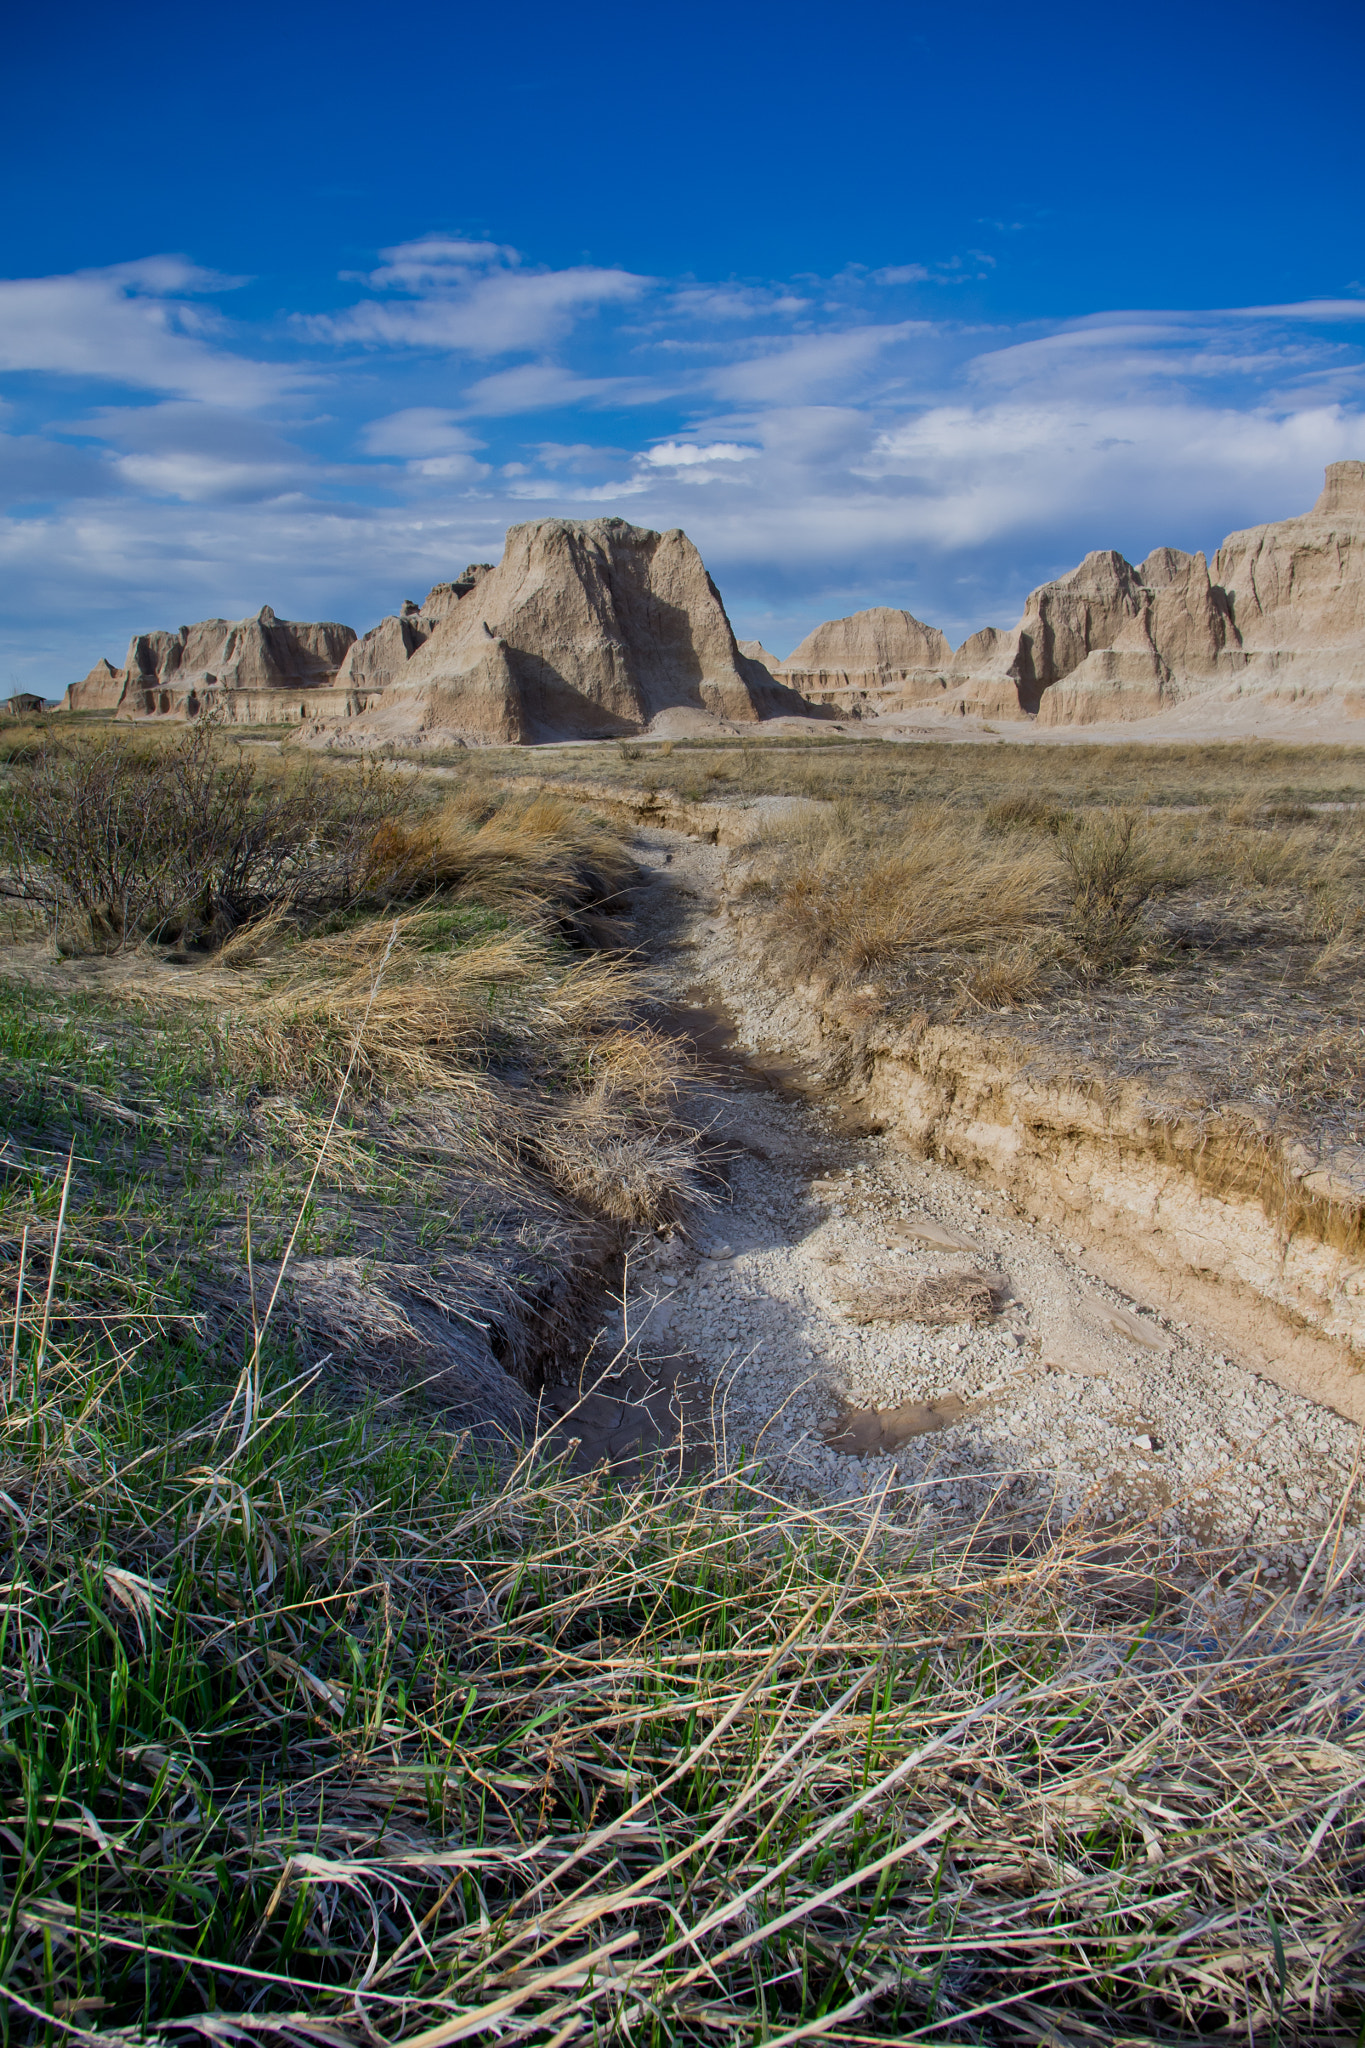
[551,824,1364,1587]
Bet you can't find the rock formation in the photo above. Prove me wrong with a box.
[61,658,125,713]
[333,567,496,695]
[61,609,358,722]
[775,607,953,709]
[781,464,1365,727]
[314,519,803,748]
[58,466,1365,739]
[1029,465,1365,724]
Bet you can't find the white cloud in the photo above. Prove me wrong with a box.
[360,238,517,289]
[68,401,319,503]
[0,260,290,406]
[667,284,811,322]
[708,323,933,403]
[5,244,1365,687]
[307,237,648,356]
[642,441,758,466]
[460,362,631,415]
[359,408,484,457]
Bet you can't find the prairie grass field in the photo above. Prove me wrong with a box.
[446,732,1365,1155]
[0,718,1361,2042]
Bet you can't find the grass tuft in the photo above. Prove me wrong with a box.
[0,1263,1359,2044]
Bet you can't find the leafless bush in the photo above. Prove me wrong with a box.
[0,724,404,948]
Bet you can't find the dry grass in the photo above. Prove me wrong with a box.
[362,788,633,915]
[832,1268,999,1325]
[1,1252,1360,2045]
[428,731,1365,815]
[960,939,1057,1010]
[765,806,1058,977]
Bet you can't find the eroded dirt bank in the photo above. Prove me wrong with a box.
[599,822,1365,1582]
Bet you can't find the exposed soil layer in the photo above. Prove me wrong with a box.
[586,824,1365,1584]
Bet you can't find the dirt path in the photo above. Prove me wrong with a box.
[563,822,1364,1585]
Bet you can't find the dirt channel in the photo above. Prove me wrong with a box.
[550,821,1363,1588]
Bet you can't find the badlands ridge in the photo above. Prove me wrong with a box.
[62,460,1365,741]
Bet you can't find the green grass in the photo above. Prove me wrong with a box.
[0,1274,1360,2043]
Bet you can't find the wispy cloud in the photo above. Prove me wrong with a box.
[0,258,290,406]
[3,245,1365,689]
[459,362,634,415]
[305,236,648,355]
[707,323,934,403]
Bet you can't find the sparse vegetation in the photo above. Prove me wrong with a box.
[486,732,1365,1147]
[1058,807,1160,973]
[0,735,699,1438]
[1,723,1363,2042]
[0,726,406,950]
[0,1243,1360,2044]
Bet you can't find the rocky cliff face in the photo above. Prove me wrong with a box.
[62,609,358,721]
[781,607,953,682]
[61,658,126,713]
[1035,466,1365,724]
[58,465,1365,738]
[59,523,797,743]
[317,518,803,748]
[767,607,958,721]
[1213,461,1365,655]
[737,639,782,675]
[778,463,1365,727]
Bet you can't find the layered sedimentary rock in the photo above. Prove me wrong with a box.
[333,566,498,695]
[61,658,125,713]
[783,607,952,682]
[780,463,1365,726]
[737,639,783,675]
[775,607,954,711]
[62,609,358,722]
[1034,550,1241,723]
[1033,465,1365,723]
[1214,462,1365,660]
[318,518,802,747]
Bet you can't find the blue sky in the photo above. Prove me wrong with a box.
[3,0,1364,691]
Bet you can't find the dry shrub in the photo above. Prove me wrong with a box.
[1059,807,1159,972]
[535,1100,706,1224]
[0,723,402,949]
[532,1021,703,1225]
[580,1021,691,1106]
[962,938,1055,1009]
[362,790,630,913]
[769,806,1058,977]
